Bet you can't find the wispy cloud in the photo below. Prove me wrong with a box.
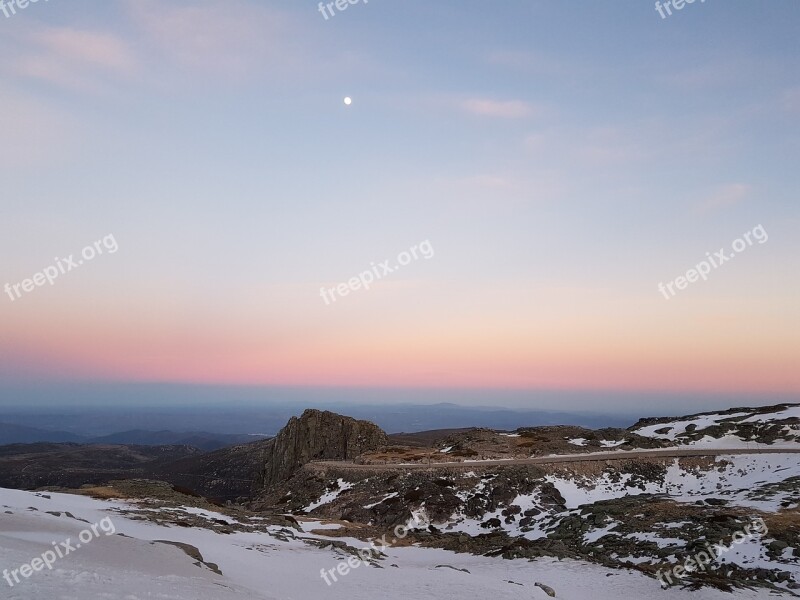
[524,116,736,171]
[655,53,772,92]
[432,170,568,207]
[693,183,751,216]
[32,27,137,72]
[441,174,515,191]
[124,0,307,82]
[575,126,647,166]
[1,25,138,93]
[461,98,536,119]
[0,1,321,95]
[524,125,648,168]
[486,50,561,75]
[0,89,77,168]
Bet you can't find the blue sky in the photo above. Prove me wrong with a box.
[1,0,798,411]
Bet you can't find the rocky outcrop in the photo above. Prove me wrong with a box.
[258,409,387,490]
[629,403,800,446]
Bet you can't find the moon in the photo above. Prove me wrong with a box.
[343,96,352,106]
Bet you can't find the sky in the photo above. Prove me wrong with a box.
[1,0,799,413]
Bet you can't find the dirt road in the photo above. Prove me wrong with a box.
[309,447,800,471]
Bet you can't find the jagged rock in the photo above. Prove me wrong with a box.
[259,409,388,489]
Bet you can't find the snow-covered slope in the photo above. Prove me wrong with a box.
[630,404,800,447]
[0,487,778,600]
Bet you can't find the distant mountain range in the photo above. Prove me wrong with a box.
[0,422,83,444]
[0,402,635,442]
[0,402,641,452]
[0,423,268,450]
[87,430,269,451]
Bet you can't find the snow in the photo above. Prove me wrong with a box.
[741,406,800,423]
[165,505,240,525]
[363,492,398,509]
[544,453,800,512]
[0,485,790,600]
[304,478,353,511]
[632,407,800,447]
[446,485,552,540]
[660,454,800,510]
[715,535,778,570]
[625,532,685,549]
[545,472,637,509]
[296,519,343,532]
[686,435,800,449]
[614,554,652,565]
[584,520,620,543]
[632,412,751,440]
[3,403,800,600]
[599,440,626,448]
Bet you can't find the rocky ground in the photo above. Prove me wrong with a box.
[630,404,800,447]
[251,409,800,596]
[13,404,800,595]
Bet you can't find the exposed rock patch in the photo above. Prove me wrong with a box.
[259,409,388,490]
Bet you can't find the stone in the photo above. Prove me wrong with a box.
[535,581,556,597]
[259,409,388,488]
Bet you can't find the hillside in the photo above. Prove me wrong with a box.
[2,403,799,594]
[0,484,781,600]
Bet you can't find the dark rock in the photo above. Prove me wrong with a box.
[535,582,556,597]
[259,410,387,488]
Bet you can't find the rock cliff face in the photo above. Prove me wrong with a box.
[259,409,387,489]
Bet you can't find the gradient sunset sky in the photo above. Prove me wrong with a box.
[1,1,799,412]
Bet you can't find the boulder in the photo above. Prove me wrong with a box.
[535,581,556,597]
